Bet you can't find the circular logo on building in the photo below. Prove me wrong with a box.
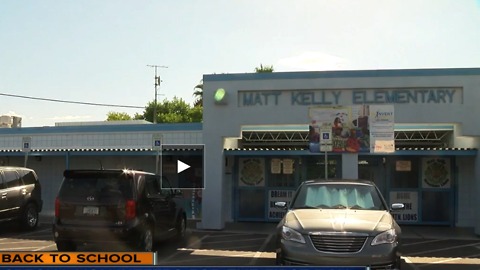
[240,158,264,186]
[423,158,449,187]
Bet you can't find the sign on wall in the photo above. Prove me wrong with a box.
[22,137,31,152]
[369,105,395,153]
[308,105,394,153]
[390,191,418,223]
[239,158,265,187]
[238,88,462,107]
[422,158,451,188]
[268,190,294,219]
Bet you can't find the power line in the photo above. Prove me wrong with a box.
[0,92,144,109]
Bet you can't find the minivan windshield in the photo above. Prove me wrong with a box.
[59,172,134,200]
[291,183,386,210]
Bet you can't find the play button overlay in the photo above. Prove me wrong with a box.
[177,160,190,173]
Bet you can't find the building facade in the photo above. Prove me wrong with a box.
[200,68,480,234]
[1,68,479,235]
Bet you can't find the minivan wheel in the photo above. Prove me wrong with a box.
[56,241,77,252]
[138,226,153,252]
[20,203,38,230]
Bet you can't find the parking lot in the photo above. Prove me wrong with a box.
[1,221,480,269]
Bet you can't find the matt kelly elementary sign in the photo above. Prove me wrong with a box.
[238,87,461,107]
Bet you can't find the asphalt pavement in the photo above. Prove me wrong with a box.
[40,212,480,240]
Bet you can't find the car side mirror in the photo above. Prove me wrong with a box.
[391,203,405,211]
[274,201,288,209]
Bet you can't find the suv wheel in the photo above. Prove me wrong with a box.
[56,241,77,251]
[20,203,38,230]
[175,216,186,240]
[137,226,153,252]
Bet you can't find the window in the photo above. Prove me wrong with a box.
[293,184,385,210]
[145,175,161,196]
[19,169,37,185]
[3,170,22,188]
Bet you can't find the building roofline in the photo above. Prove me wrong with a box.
[0,123,203,135]
[204,67,480,82]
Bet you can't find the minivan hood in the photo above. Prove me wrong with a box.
[283,209,394,235]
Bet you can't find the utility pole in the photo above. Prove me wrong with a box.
[147,65,168,123]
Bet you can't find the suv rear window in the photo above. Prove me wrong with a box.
[59,172,134,200]
[19,170,38,185]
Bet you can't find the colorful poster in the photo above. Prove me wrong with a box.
[422,158,451,188]
[390,191,418,223]
[308,105,377,153]
[268,189,295,219]
[239,158,265,187]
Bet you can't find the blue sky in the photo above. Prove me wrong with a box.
[1,0,479,127]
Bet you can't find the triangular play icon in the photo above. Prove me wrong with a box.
[177,160,191,173]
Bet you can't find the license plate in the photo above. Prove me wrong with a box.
[83,206,99,215]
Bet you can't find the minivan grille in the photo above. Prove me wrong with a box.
[309,234,367,253]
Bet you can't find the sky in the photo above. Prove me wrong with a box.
[1,0,479,127]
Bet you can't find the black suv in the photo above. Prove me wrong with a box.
[0,166,43,230]
[53,169,187,251]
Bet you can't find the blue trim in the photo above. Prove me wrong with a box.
[225,149,477,156]
[0,123,202,135]
[204,67,480,82]
[394,124,454,131]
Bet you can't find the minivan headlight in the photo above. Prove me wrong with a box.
[281,226,306,244]
[371,228,397,245]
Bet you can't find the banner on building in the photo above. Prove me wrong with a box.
[308,105,394,153]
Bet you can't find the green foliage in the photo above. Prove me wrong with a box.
[193,80,203,107]
[189,105,203,122]
[255,64,274,73]
[108,96,202,123]
[106,111,133,121]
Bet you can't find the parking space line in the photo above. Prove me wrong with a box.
[3,228,51,237]
[403,239,444,247]
[33,244,57,251]
[410,253,480,268]
[248,233,274,266]
[409,242,480,256]
[0,246,51,251]
[0,240,52,245]
[203,237,269,245]
[403,257,419,270]
[159,234,210,264]
[205,233,253,238]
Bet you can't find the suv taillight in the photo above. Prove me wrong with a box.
[125,200,136,220]
[55,197,60,217]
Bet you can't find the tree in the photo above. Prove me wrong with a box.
[106,112,133,121]
[193,80,203,107]
[107,97,202,123]
[255,64,274,73]
[139,97,202,123]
